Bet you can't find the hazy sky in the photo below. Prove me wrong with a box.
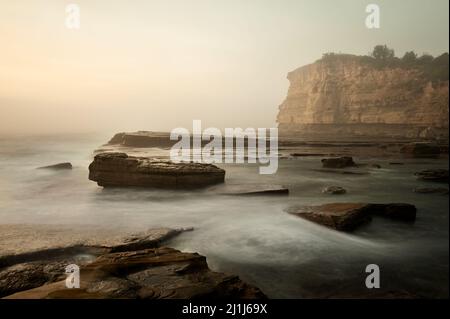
[1,0,448,135]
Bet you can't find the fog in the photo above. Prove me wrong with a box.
[1,0,448,135]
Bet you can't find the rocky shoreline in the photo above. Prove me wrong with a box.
[0,225,264,299]
[1,132,448,299]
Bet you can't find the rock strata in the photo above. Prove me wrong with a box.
[277,54,449,139]
[4,248,265,299]
[0,226,265,299]
[88,152,225,188]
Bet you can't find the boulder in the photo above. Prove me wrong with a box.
[4,248,265,299]
[88,153,225,188]
[400,142,441,158]
[415,169,449,183]
[37,163,72,170]
[286,203,417,231]
[321,157,356,168]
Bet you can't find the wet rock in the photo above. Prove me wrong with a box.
[371,164,382,169]
[286,203,372,231]
[37,163,72,170]
[88,152,225,188]
[322,186,347,195]
[290,153,329,157]
[367,203,417,222]
[208,184,289,196]
[400,142,441,158]
[321,157,356,168]
[109,228,194,253]
[415,169,449,183]
[0,260,86,297]
[286,202,417,231]
[413,187,449,194]
[5,248,265,299]
[108,132,175,148]
[312,169,369,175]
[0,226,189,267]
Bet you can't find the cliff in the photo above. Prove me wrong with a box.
[277,54,449,140]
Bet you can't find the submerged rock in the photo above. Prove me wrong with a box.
[88,152,225,188]
[286,202,417,231]
[415,169,449,183]
[208,184,289,196]
[322,186,347,195]
[287,203,372,231]
[367,203,416,222]
[37,163,72,170]
[413,187,449,194]
[400,142,441,158]
[321,157,356,168]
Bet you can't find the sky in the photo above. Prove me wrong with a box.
[0,0,448,135]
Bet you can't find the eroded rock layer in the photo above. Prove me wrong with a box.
[88,152,225,188]
[277,55,449,140]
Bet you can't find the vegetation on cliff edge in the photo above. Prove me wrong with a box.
[321,45,449,84]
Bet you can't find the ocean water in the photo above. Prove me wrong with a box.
[0,133,448,298]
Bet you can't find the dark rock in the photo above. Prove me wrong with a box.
[286,202,417,231]
[109,228,194,253]
[286,203,372,231]
[312,169,369,176]
[5,248,265,299]
[371,164,382,169]
[290,153,328,157]
[321,157,356,168]
[415,169,449,183]
[107,132,175,148]
[88,153,225,188]
[37,163,72,170]
[413,187,449,194]
[208,184,289,196]
[321,186,346,195]
[366,203,417,222]
[389,162,404,165]
[400,142,441,158]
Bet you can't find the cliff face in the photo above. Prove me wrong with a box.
[277,56,449,140]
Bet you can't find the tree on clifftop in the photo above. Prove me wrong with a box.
[371,45,395,61]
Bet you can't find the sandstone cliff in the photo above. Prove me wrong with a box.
[277,54,449,140]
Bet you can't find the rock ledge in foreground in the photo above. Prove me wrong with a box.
[89,152,225,188]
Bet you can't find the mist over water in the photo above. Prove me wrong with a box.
[0,133,448,298]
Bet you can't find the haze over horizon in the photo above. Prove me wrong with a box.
[1,0,448,135]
